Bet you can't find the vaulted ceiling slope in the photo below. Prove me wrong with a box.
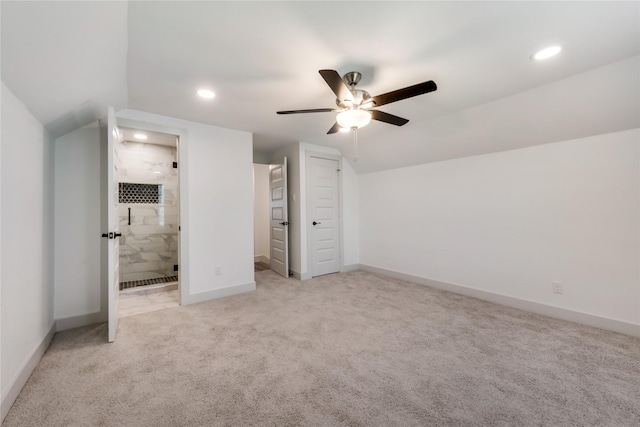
[2,1,639,173]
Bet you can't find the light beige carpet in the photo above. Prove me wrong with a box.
[4,270,640,426]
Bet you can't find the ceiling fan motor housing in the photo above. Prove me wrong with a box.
[336,89,371,108]
[336,71,372,108]
[342,71,362,87]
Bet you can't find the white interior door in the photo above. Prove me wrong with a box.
[310,156,341,277]
[269,157,289,277]
[107,107,122,342]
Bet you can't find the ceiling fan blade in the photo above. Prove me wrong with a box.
[370,110,409,126]
[277,108,335,115]
[327,122,342,134]
[319,69,354,102]
[370,80,437,107]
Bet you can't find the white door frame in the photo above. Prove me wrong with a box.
[305,151,344,278]
[116,117,189,306]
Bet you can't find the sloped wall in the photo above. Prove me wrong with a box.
[360,129,640,334]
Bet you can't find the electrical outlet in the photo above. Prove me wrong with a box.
[552,281,563,294]
[215,266,221,276]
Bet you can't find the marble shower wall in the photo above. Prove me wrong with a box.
[118,141,179,283]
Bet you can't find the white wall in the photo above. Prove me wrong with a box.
[337,155,359,267]
[360,129,640,330]
[1,82,55,412]
[54,125,103,320]
[53,109,255,319]
[117,110,255,302]
[253,164,270,261]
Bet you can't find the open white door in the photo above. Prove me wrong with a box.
[269,157,289,278]
[106,107,121,342]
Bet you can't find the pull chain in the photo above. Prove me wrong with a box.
[352,126,359,163]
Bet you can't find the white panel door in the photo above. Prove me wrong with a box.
[269,157,289,278]
[310,156,340,277]
[107,107,122,342]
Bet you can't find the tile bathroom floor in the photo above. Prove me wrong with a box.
[119,283,180,317]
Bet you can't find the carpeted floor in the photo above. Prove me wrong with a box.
[4,270,640,426]
[254,261,270,272]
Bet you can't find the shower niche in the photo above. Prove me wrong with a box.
[117,129,179,291]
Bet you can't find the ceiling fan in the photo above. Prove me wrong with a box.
[277,69,437,134]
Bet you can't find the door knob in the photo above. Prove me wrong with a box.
[313,221,321,226]
[279,221,289,226]
[101,232,122,239]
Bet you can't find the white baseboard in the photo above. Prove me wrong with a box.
[292,267,360,280]
[360,264,640,338]
[254,255,270,264]
[341,263,360,273]
[183,281,256,305]
[56,311,106,332]
[1,321,56,423]
[289,270,312,281]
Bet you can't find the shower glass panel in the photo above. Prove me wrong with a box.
[117,139,179,290]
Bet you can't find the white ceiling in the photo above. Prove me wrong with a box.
[120,127,177,148]
[2,1,639,173]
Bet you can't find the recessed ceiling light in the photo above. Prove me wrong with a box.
[134,133,147,140]
[532,46,562,61]
[197,89,215,99]
[154,171,161,174]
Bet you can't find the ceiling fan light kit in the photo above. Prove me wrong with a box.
[336,109,372,129]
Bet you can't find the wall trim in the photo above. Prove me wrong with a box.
[341,263,361,273]
[1,321,56,422]
[289,270,312,281]
[183,281,256,305]
[360,264,640,338]
[56,311,105,332]
[254,255,270,264]
[290,270,301,280]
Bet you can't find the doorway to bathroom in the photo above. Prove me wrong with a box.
[117,127,181,317]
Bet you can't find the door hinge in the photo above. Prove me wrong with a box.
[173,162,178,169]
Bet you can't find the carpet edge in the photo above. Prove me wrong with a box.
[360,264,640,338]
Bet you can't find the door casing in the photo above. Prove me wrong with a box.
[115,117,188,305]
